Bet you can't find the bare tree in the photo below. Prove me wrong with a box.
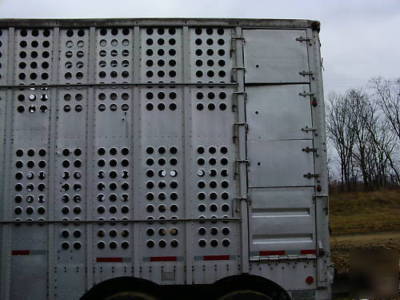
[346,89,372,187]
[370,77,400,139]
[327,83,400,190]
[327,92,356,190]
[369,77,400,184]
[365,118,399,185]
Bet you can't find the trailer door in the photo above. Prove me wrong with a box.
[243,29,318,260]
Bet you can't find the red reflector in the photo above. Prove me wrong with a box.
[301,250,317,255]
[259,250,285,256]
[311,99,318,107]
[203,255,230,261]
[150,256,177,262]
[12,250,30,255]
[96,257,123,263]
[305,276,314,285]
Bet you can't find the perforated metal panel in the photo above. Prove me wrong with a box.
[93,86,133,265]
[140,28,182,83]
[189,86,239,256]
[15,29,54,85]
[95,28,133,84]
[12,88,51,221]
[0,19,329,300]
[137,86,184,260]
[55,88,87,272]
[10,87,51,300]
[190,28,232,83]
[59,29,90,84]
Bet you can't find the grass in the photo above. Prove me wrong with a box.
[329,189,400,298]
[330,189,400,236]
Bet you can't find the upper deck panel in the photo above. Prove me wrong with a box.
[0,18,320,31]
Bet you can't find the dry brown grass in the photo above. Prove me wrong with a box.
[330,188,400,236]
[330,188,400,280]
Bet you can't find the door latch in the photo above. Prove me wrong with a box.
[304,173,319,179]
[302,147,317,153]
[299,71,314,78]
[299,92,314,97]
[301,127,317,133]
[296,36,312,45]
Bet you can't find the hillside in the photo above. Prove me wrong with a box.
[330,189,400,236]
[330,189,400,299]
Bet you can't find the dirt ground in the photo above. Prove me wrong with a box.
[331,231,400,275]
[330,190,400,298]
[331,232,400,299]
[330,189,400,274]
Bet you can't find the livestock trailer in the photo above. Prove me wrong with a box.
[0,18,332,299]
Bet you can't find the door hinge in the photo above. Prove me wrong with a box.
[233,122,248,128]
[233,196,250,214]
[301,126,317,133]
[234,160,249,180]
[299,71,314,79]
[230,36,245,57]
[231,66,246,82]
[234,91,248,102]
[233,122,248,143]
[234,196,250,204]
[234,196,249,201]
[299,92,314,97]
[296,36,313,45]
[235,159,249,165]
[236,195,250,203]
[302,147,317,153]
[304,173,319,179]
[231,36,246,51]
[232,36,246,41]
[232,91,247,112]
[233,90,247,98]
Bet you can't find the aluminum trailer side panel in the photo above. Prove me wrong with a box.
[0,18,331,300]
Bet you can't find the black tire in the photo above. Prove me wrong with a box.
[217,289,273,300]
[213,275,290,300]
[104,291,159,300]
[81,278,161,300]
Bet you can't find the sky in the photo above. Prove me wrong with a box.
[0,0,399,94]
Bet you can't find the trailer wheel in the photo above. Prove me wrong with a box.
[217,289,272,300]
[104,291,159,300]
[213,275,290,300]
[81,277,161,300]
